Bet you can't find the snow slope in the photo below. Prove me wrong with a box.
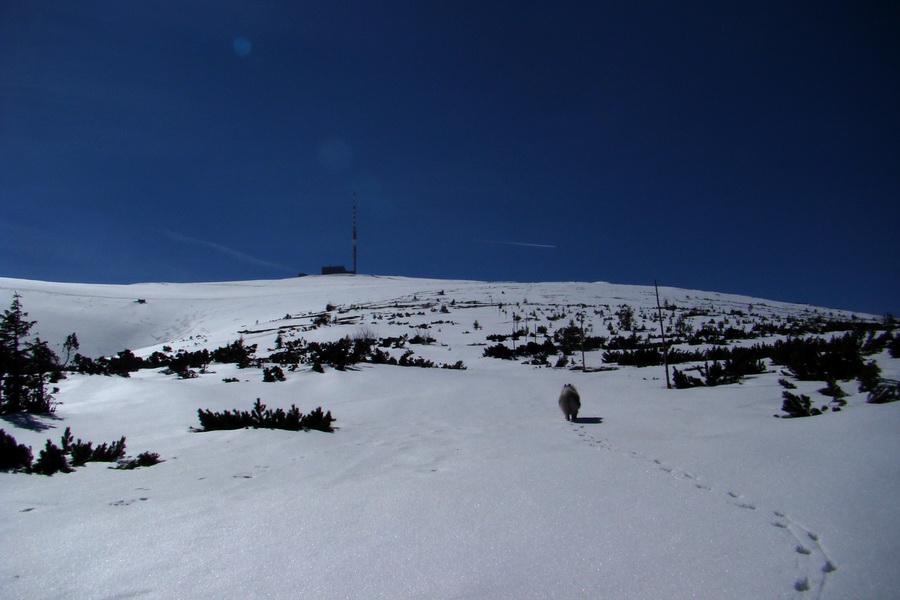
[1,275,898,600]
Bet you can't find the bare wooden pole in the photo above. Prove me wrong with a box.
[512,312,517,353]
[352,193,358,274]
[579,310,587,372]
[655,280,671,389]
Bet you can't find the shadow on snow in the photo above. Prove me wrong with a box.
[572,416,603,424]
[1,412,63,432]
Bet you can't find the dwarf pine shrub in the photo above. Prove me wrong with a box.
[781,391,820,418]
[263,366,286,382]
[483,344,515,360]
[196,398,335,433]
[867,379,900,404]
[672,368,705,389]
[90,437,127,462]
[210,339,257,368]
[2,427,156,475]
[367,348,398,365]
[818,380,848,399]
[889,335,900,359]
[857,361,882,393]
[602,348,663,367]
[770,334,864,381]
[0,429,33,471]
[68,439,95,467]
[31,440,73,475]
[116,451,162,470]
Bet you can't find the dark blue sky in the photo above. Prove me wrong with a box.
[2,1,897,314]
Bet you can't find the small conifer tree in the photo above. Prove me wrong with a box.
[62,333,80,368]
[31,440,73,475]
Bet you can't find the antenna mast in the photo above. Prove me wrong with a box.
[352,193,358,274]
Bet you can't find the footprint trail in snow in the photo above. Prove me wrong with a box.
[572,423,837,599]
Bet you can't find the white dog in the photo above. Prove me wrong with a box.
[558,383,581,422]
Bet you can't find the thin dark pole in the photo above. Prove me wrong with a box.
[352,194,358,274]
[655,280,671,389]
[579,310,587,372]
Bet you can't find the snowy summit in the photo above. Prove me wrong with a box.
[1,274,898,600]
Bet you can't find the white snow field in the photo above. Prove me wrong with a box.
[1,275,898,600]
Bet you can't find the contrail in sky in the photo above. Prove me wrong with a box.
[484,240,557,249]
[162,230,295,272]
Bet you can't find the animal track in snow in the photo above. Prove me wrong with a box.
[571,423,837,598]
[778,516,836,599]
[231,465,269,479]
[109,498,149,507]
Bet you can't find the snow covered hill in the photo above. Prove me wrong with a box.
[2,275,898,600]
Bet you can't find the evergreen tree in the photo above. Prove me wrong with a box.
[0,294,58,414]
[24,338,58,413]
[0,293,37,413]
[62,332,79,368]
[616,304,635,331]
